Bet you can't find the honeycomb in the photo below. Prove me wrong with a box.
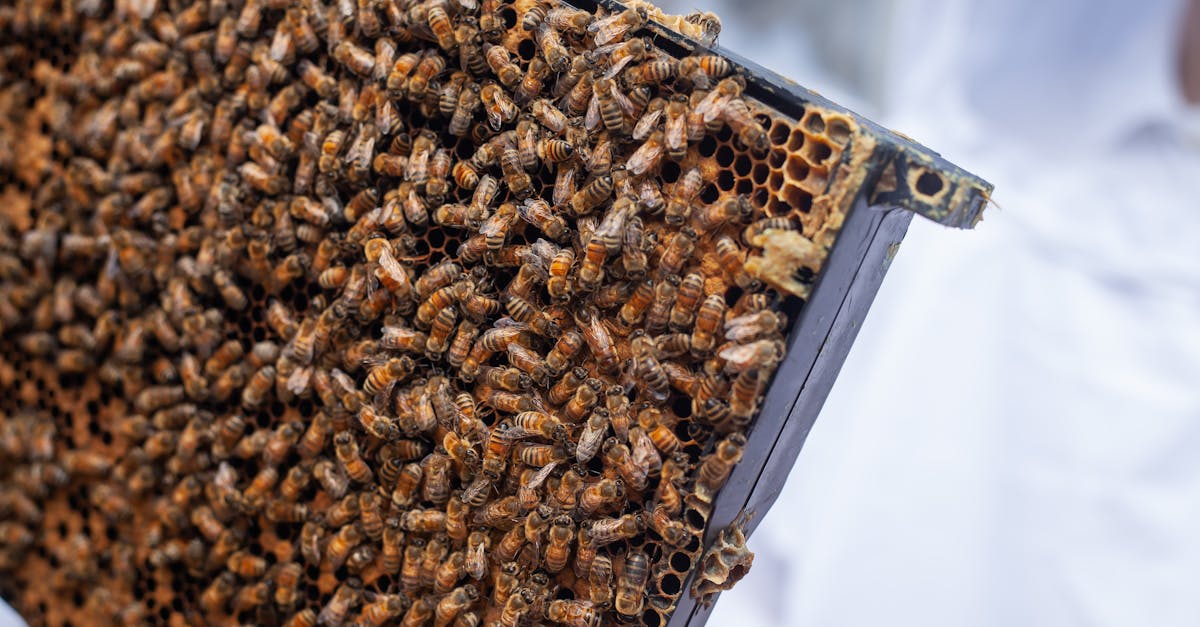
[0,0,873,625]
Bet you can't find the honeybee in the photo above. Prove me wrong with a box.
[200,571,236,616]
[334,431,374,484]
[426,0,456,49]
[589,6,646,46]
[503,294,559,337]
[485,44,521,87]
[723,96,771,150]
[400,539,426,593]
[569,174,614,216]
[695,432,747,502]
[528,22,568,72]
[391,462,424,507]
[679,53,735,88]
[571,307,617,373]
[364,356,414,396]
[544,366,585,408]
[585,513,643,547]
[589,77,627,133]
[547,599,601,627]
[356,594,407,626]
[724,309,787,342]
[435,584,479,626]
[450,82,483,137]
[414,260,462,301]
[318,579,363,627]
[345,543,377,575]
[480,82,518,131]
[504,343,548,386]
[615,551,648,616]
[543,247,575,302]
[563,378,603,423]
[472,494,522,529]
[226,549,268,579]
[333,40,375,77]
[531,515,571,574]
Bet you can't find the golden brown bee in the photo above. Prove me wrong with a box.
[324,492,360,526]
[412,260,461,301]
[430,550,464,593]
[502,294,559,337]
[569,173,614,217]
[590,77,627,133]
[378,517,405,575]
[470,494,521,530]
[401,596,436,626]
[625,130,666,176]
[356,594,407,626]
[669,271,705,331]
[226,549,268,579]
[318,578,363,627]
[479,82,518,131]
[421,452,453,505]
[526,513,570,574]
[391,462,424,507]
[585,513,644,548]
[696,432,747,502]
[334,431,374,484]
[615,550,649,617]
[345,543,377,574]
[283,608,318,627]
[435,584,479,626]
[363,356,414,396]
[333,40,376,77]
[484,44,521,87]
[200,571,236,616]
[426,0,456,50]
[685,294,726,356]
[547,599,602,627]
[449,82,483,137]
[589,6,646,46]
[495,587,532,627]
[679,53,735,86]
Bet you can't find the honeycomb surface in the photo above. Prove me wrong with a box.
[0,0,859,625]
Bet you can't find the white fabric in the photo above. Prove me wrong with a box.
[705,0,1200,626]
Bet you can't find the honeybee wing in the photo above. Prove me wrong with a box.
[491,317,529,330]
[601,53,637,80]
[523,460,558,491]
[630,428,660,469]
[553,165,577,207]
[632,107,663,141]
[584,92,602,131]
[525,238,558,267]
[695,90,730,123]
[576,417,607,463]
[377,248,411,292]
[484,99,504,131]
[723,311,780,342]
[461,473,492,503]
[718,339,780,370]
[626,135,664,176]
[286,365,314,396]
[610,81,637,117]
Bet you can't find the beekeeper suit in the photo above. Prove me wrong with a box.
[696,0,1200,625]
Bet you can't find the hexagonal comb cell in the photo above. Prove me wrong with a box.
[0,0,993,625]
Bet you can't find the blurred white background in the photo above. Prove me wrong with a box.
[651,0,1200,625]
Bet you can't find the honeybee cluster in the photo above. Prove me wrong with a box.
[0,0,846,624]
